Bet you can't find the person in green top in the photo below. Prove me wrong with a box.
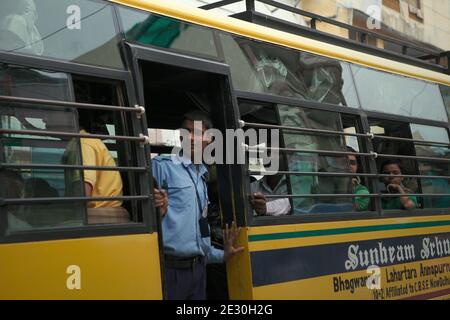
[380,159,418,210]
[347,147,370,211]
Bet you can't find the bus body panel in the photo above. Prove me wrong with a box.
[0,233,162,299]
[226,215,450,300]
[226,227,254,300]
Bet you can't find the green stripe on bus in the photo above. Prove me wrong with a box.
[248,220,450,242]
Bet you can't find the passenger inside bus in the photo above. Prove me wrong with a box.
[250,157,291,217]
[380,159,418,210]
[347,147,370,211]
[71,78,163,224]
[73,111,130,224]
[0,169,32,230]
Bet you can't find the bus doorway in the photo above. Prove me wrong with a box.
[135,50,246,299]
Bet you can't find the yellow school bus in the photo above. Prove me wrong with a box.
[0,0,450,300]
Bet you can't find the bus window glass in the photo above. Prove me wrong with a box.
[239,102,292,217]
[0,0,123,69]
[277,105,353,214]
[73,78,139,225]
[0,64,71,101]
[118,6,218,58]
[221,34,360,107]
[411,124,450,209]
[352,65,447,122]
[440,85,450,121]
[370,119,421,210]
[1,103,85,232]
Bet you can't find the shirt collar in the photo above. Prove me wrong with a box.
[175,154,208,178]
[261,175,286,193]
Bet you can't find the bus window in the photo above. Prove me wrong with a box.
[220,33,360,107]
[440,85,450,121]
[0,64,71,101]
[239,101,292,217]
[118,6,218,58]
[352,65,448,122]
[240,102,364,216]
[1,103,85,232]
[342,115,372,212]
[278,105,353,214]
[0,0,123,69]
[411,124,450,209]
[73,78,138,224]
[0,64,84,231]
[370,119,421,211]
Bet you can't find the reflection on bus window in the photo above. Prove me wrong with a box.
[0,64,71,101]
[440,85,450,121]
[1,103,85,232]
[0,0,123,69]
[411,124,450,209]
[352,65,447,122]
[0,0,43,55]
[118,6,218,58]
[278,105,353,214]
[221,34,360,107]
[239,102,359,216]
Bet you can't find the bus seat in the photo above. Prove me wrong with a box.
[87,207,130,224]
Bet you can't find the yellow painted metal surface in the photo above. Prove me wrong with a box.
[252,257,450,300]
[246,215,450,300]
[248,215,450,252]
[0,233,162,299]
[110,0,450,86]
[226,227,254,300]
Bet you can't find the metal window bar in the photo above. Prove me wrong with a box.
[246,145,373,157]
[262,193,450,199]
[372,134,450,147]
[1,196,150,206]
[248,170,450,181]
[246,144,450,163]
[1,163,147,172]
[0,95,145,115]
[242,121,450,148]
[376,153,450,163]
[241,120,371,139]
[202,0,445,68]
[0,129,147,143]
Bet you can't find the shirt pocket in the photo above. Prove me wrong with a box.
[167,183,194,210]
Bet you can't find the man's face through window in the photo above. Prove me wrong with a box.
[181,119,210,162]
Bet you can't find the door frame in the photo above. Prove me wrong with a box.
[125,43,251,299]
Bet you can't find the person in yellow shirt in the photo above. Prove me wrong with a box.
[62,114,167,223]
[79,127,123,209]
[78,118,168,223]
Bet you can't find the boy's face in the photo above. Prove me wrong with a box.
[348,155,358,174]
[382,163,402,186]
[181,119,210,159]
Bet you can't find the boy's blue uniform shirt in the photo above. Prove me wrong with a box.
[152,155,224,263]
